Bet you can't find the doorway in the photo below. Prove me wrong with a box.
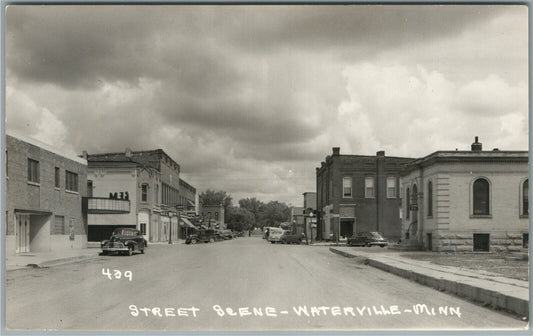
[16,214,30,253]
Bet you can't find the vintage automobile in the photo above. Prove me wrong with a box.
[280,231,304,244]
[347,231,388,247]
[185,229,219,244]
[218,229,234,240]
[101,228,147,256]
[267,227,285,244]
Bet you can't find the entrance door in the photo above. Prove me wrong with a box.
[16,214,30,253]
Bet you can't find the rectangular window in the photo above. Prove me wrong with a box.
[55,167,60,188]
[343,177,352,198]
[473,233,490,252]
[140,223,147,235]
[365,177,375,198]
[65,171,78,192]
[141,184,148,202]
[28,158,40,183]
[53,215,65,235]
[387,177,396,198]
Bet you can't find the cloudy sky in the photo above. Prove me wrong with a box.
[4,4,529,206]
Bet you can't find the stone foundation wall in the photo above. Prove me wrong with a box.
[434,232,526,253]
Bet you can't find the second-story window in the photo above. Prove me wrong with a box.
[155,184,159,205]
[28,158,40,183]
[141,184,148,202]
[522,179,529,216]
[387,177,396,198]
[65,171,78,192]
[365,177,375,198]
[343,177,352,198]
[55,167,60,188]
[427,181,433,217]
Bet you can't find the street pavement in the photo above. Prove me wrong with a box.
[5,237,529,332]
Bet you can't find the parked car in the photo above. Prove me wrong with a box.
[101,228,147,256]
[347,232,388,247]
[185,229,219,244]
[267,227,284,244]
[219,229,234,240]
[280,231,304,244]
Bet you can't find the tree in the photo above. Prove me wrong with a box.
[257,201,290,228]
[238,197,264,229]
[226,206,254,232]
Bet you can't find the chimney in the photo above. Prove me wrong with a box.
[332,147,340,156]
[125,148,133,157]
[81,150,88,159]
[321,161,325,167]
[471,136,482,151]
[376,150,385,157]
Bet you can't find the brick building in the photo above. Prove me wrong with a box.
[85,149,182,243]
[400,137,529,252]
[316,147,414,241]
[5,133,88,255]
[200,204,225,230]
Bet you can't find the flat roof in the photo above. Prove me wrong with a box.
[6,130,87,165]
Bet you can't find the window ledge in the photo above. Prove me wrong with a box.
[520,214,529,219]
[470,215,492,219]
[65,190,79,195]
[27,181,40,187]
[55,187,60,191]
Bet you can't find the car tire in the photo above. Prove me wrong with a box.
[191,239,198,244]
[127,246,133,256]
[141,248,145,254]
[209,238,215,243]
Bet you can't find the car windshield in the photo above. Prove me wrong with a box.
[114,229,136,236]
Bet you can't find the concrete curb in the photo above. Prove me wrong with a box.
[330,247,529,318]
[23,253,100,269]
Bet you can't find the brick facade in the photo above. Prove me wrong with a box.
[316,147,414,241]
[6,134,88,255]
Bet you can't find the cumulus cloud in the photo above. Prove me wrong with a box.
[4,5,528,205]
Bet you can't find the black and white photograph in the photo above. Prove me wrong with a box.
[2,3,530,334]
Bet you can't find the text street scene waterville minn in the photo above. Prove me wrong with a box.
[3,4,530,333]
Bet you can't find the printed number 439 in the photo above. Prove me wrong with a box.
[102,268,133,281]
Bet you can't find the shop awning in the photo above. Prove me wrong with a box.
[180,217,196,229]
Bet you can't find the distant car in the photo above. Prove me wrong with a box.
[347,232,388,247]
[219,229,234,240]
[267,227,284,244]
[186,229,218,244]
[101,228,147,256]
[280,231,303,244]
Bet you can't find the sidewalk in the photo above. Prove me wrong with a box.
[5,247,101,271]
[329,246,529,319]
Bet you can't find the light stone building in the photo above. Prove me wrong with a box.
[400,137,529,252]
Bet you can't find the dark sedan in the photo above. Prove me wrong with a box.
[280,231,304,244]
[347,232,388,247]
[101,228,147,256]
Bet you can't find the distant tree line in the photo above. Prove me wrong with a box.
[199,190,291,232]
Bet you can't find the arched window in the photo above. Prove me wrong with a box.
[522,179,529,216]
[473,178,490,215]
[427,181,433,217]
[406,187,410,219]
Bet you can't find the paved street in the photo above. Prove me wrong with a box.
[6,237,527,332]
